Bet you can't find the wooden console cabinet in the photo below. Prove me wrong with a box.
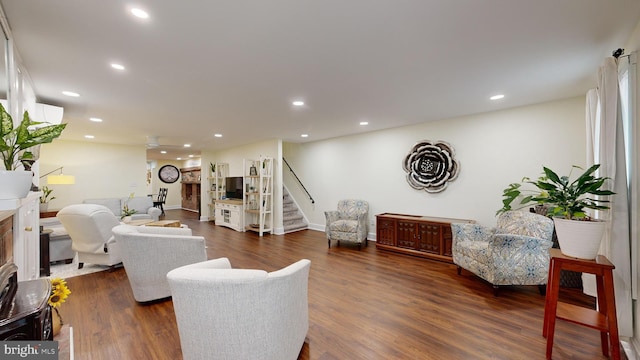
[376,213,474,263]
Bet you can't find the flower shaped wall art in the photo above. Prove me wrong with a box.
[403,140,459,193]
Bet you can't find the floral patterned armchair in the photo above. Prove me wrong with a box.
[451,211,554,295]
[325,199,369,249]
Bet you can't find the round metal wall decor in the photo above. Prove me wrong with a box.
[403,140,459,193]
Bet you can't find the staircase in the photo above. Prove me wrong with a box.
[283,189,308,233]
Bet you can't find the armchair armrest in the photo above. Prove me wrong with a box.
[451,223,495,243]
[147,207,162,220]
[171,257,232,271]
[324,210,340,224]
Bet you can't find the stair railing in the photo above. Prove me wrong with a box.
[283,157,315,204]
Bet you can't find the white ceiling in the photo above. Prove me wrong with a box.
[1,0,639,160]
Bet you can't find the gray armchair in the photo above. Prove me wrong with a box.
[325,199,369,249]
[112,224,207,302]
[167,258,311,360]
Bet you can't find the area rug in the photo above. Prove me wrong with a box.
[48,254,112,279]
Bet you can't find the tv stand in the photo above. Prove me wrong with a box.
[214,199,244,232]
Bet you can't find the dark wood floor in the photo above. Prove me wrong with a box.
[58,209,618,360]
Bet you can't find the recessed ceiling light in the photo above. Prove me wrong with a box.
[188,155,194,158]
[176,157,182,160]
[84,135,95,139]
[301,134,309,138]
[62,91,80,97]
[214,134,223,138]
[490,94,505,100]
[131,8,149,19]
[111,63,125,70]
[89,117,103,122]
[292,101,305,106]
[360,121,369,126]
[183,144,191,148]
[160,151,167,154]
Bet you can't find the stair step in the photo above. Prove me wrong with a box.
[284,223,308,233]
[283,213,304,222]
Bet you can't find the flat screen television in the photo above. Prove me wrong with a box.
[225,176,243,199]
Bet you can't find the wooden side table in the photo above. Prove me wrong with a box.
[543,248,619,360]
[40,229,52,277]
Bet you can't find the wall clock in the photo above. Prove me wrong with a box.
[158,165,180,184]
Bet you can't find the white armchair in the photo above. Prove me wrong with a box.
[112,224,207,302]
[167,258,311,360]
[56,204,122,269]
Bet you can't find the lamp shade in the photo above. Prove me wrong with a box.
[47,174,75,185]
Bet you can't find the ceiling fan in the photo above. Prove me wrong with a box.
[145,135,186,150]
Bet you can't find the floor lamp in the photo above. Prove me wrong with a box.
[40,167,75,185]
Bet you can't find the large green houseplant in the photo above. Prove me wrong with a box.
[497,164,615,259]
[0,103,66,199]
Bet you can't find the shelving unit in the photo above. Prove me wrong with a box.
[243,157,273,236]
[207,163,228,221]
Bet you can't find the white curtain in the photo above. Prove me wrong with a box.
[584,56,633,337]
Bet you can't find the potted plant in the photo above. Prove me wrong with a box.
[0,103,66,199]
[40,185,56,212]
[497,164,615,259]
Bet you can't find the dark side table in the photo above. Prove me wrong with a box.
[543,248,619,360]
[40,229,52,277]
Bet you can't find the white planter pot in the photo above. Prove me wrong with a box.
[0,170,33,199]
[553,217,606,260]
[39,203,49,212]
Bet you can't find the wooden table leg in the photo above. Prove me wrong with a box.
[545,259,562,359]
[602,271,620,360]
[542,257,556,338]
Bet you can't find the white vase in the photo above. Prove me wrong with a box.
[0,170,33,199]
[39,203,49,212]
[553,217,606,259]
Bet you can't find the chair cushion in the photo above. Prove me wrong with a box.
[329,219,359,233]
[455,240,490,264]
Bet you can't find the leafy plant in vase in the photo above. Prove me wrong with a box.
[121,193,138,221]
[0,103,66,199]
[497,164,615,259]
[40,185,55,212]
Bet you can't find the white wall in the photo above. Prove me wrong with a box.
[150,160,186,210]
[38,140,148,209]
[201,139,283,230]
[284,96,586,232]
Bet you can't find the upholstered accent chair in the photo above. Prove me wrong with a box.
[112,224,206,302]
[451,210,554,295]
[167,258,311,360]
[57,204,122,269]
[325,199,369,249]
